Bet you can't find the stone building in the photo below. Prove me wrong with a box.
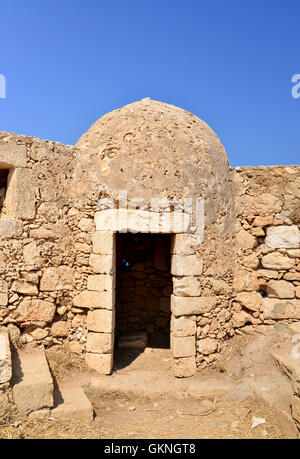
[0,98,299,378]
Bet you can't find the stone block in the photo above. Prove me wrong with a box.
[236,229,256,249]
[73,290,114,310]
[0,219,23,238]
[266,225,300,249]
[171,335,195,358]
[0,328,11,384]
[0,292,8,306]
[262,298,300,320]
[267,280,295,299]
[171,316,196,337]
[12,349,54,415]
[40,266,74,291]
[261,253,295,270]
[85,353,113,375]
[171,234,195,255]
[7,168,36,220]
[13,299,56,323]
[86,309,115,333]
[173,276,201,297]
[51,383,94,421]
[94,209,190,233]
[173,357,196,378]
[0,143,27,167]
[197,338,218,355]
[89,254,115,274]
[92,231,115,254]
[235,292,262,312]
[11,280,38,295]
[171,255,203,276]
[86,332,113,354]
[233,269,259,293]
[87,274,115,292]
[51,321,69,337]
[171,295,216,316]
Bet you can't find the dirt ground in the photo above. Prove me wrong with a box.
[0,330,298,439]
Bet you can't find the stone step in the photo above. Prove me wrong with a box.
[0,327,12,386]
[12,348,54,415]
[51,383,94,421]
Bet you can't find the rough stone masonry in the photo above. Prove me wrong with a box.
[0,98,299,379]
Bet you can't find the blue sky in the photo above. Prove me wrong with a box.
[0,0,299,166]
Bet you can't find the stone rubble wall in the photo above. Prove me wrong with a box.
[0,132,97,354]
[233,166,300,333]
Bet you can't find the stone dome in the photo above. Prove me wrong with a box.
[75,99,232,225]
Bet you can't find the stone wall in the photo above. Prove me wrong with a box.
[233,165,300,332]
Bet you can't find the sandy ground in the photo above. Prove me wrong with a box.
[0,330,298,439]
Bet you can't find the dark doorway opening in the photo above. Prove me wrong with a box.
[115,233,172,369]
[0,168,9,217]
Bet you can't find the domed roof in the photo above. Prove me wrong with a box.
[75,99,231,217]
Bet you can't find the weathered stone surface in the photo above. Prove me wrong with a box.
[86,309,115,333]
[235,292,262,312]
[0,219,23,238]
[87,274,115,292]
[23,241,42,269]
[284,272,300,281]
[13,299,56,323]
[288,322,300,335]
[265,225,300,249]
[236,229,256,249]
[197,338,218,355]
[257,269,278,280]
[210,279,231,295]
[296,286,300,299]
[51,321,69,337]
[0,292,8,306]
[0,143,27,167]
[11,280,38,296]
[292,396,300,424]
[262,298,300,319]
[171,335,195,358]
[171,295,216,316]
[233,269,259,292]
[173,276,201,297]
[171,234,196,255]
[73,290,114,310]
[173,357,196,378]
[171,255,203,276]
[86,332,113,353]
[85,353,113,375]
[261,253,295,270]
[240,193,283,215]
[171,316,196,337]
[89,254,115,274]
[92,231,115,254]
[12,349,54,414]
[40,267,74,291]
[232,310,253,328]
[0,328,11,384]
[10,168,36,220]
[267,280,295,299]
[51,383,94,421]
